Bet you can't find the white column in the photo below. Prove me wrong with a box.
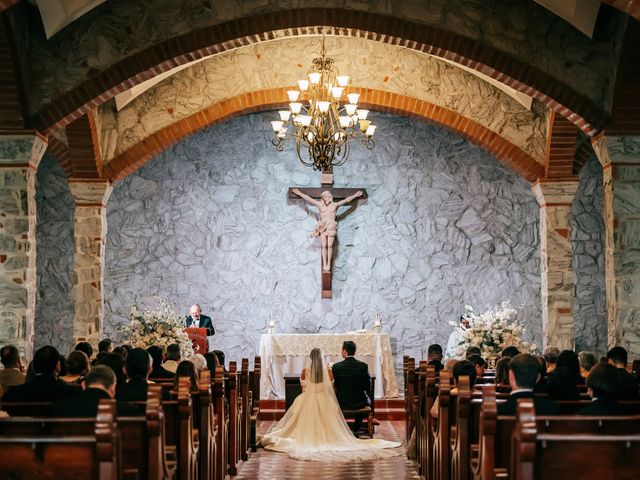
[532,180,579,350]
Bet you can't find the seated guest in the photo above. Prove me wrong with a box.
[112,346,128,359]
[173,360,199,393]
[50,365,139,417]
[94,352,127,397]
[533,355,548,393]
[98,339,114,354]
[213,350,226,371]
[465,346,481,358]
[578,351,598,379]
[60,351,90,385]
[117,348,153,402]
[74,341,94,362]
[163,344,181,373]
[467,354,487,381]
[2,345,79,402]
[494,357,511,386]
[191,354,207,373]
[501,346,519,359]
[204,352,219,372]
[557,350,583,385]
[607,346,640,400]
[578,363,637,415]
[544,346,560,374]
[546,350,581,401]
[497,354,561,415]
[427,343,444,372]
[0,344,25,398]
[147,346,174,379]
[431,360,477,417]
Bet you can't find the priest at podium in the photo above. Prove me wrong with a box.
[185,304,215,336]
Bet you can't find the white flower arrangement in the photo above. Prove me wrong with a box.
[118,298,194,359]
[449,302,536,363]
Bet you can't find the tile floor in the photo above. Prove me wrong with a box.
[232,421,419,479]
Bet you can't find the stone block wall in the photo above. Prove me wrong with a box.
[35,154,74,353]
[103,112,543,363]
[571,157,606,354]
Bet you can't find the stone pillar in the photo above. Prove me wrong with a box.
[0,133,47,360]
[68,180,112,346]
[532,180,579,350]
[592,135,640,353]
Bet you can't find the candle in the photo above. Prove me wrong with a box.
[269,320,275,328]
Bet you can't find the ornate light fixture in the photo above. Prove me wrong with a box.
[271,38,376,172]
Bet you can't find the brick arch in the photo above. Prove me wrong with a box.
[102,87,544,183]
[30,9,606,136]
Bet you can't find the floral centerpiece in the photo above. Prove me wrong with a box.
[449,303,536,363]
[118,298,194,359]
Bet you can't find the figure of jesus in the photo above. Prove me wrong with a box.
[291,188,364,272]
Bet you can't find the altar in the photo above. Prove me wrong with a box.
[258,332,399,399]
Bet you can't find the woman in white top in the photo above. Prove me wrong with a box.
[259,348,401,461]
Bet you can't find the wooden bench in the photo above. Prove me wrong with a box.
[195,370,218,480]
[0,400,119,480]
[249,355,261,452]
[212,365,229,480]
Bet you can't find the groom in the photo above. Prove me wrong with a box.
[332,340,372,435]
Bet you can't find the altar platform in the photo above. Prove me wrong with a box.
[258,332,399,399]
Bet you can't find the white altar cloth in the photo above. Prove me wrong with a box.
[258,332,399,399]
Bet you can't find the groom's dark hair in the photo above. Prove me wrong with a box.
[342,341,356,356]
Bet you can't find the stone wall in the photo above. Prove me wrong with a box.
[103,112,542,363]
[35,154,74,353]
[571,158,606,354]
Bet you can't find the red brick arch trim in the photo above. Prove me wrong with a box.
[102,87,544,183]
[30,9,606,137]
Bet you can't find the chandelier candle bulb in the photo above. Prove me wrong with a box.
[308,72,321,84]
[298,115,312,127]
[279,111,291,121]
[287,90,300,101]
[366,125,377,136]
[359,119,371,132]
[271,120,284,132]
[339,116,352,128]
[336,75,350,87]
[317,101,331,113]
[345,104,357,116]
[298,79,309,91]
[347,93,360,104]
[357,109,369,120]
[331,87,343,99]
[290,102,302,114]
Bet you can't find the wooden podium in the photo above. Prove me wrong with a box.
[185,327,209,354]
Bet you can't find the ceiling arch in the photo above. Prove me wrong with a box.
[101,86,544,183]
[14,4,625,134]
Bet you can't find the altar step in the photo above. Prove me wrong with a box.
[258,398,406,421]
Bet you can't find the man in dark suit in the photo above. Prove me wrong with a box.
[427,343,444,372]
[185,304,215,336]
[578,363,638,415]
[2,345,79,404]
[51,365,139,417]
[607,346,639,400]
[331,340,371,435]
[147,346,174,379]
[497,353,561,416]
[0,344,25,398]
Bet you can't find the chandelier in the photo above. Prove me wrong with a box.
[270,39,376,172]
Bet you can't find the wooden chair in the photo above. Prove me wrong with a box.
[0,400,119,480]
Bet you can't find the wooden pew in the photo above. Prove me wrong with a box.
[512,401,640,480]
[240,358,250,461]
[227,361,242,475]
[432,370,451,480]
[0,400,119,480]
[418,365,437,479]
[404,357,416,443]
[213,366,228,480]
[249,355,261,452]
[413,361,426,468]
[450,376,472,480]
[196,370,218,480]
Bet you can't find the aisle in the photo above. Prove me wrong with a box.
[233,421,419,480]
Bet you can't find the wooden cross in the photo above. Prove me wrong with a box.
[287,184,367,299]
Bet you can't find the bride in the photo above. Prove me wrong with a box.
[259,348,402,461]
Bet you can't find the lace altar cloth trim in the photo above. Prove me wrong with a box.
[265,333,385,357]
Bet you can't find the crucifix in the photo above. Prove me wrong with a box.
[288,173,367,298]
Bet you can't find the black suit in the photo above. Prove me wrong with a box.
[185,314,215,336]
[150,365,174,380]
[332,356,371,432]
[50,387,141,417]
[617,368,640,400]
[1,374,80,403]
[497,390,561,416]
[117,376,171,402]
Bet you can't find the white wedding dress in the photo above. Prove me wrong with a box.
[259,351,402,461]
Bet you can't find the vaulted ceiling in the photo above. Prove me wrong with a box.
[1,0,638,183]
